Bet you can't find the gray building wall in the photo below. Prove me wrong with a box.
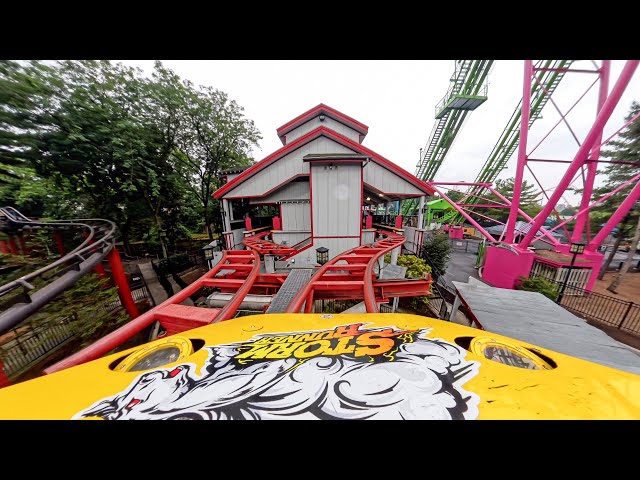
[363,161,424,195]
[361,229,376,245]
[284,116,361,144]
[249,180,309,204]
[224,137,353,199]
[272,231,310,247]
[225,172,242,183]
[286,237,361,265]
[226,228,246,250]
[311,163,361,238]
[311,162,361,260]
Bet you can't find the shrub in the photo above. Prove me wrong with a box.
[397,255,431,279]
[382,254,431,279]
[421,233,452,274]
[409,295,430,312]
[515,276,559,301]
[381,254,432,314]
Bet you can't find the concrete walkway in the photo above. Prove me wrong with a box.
[137,261,194,306]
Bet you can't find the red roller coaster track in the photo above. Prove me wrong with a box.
[284,230,431,313]
[45,227,431,374]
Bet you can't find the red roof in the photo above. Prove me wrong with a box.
[213,126,434,199]
[276,104,369,145]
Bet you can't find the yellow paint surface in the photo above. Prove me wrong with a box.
[0,314,638,419]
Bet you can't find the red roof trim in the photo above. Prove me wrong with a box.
[276,104,369,144]
[213,126,434,198]
[330,131,435,196]
[224,174,309,200]
[214,127,326,199]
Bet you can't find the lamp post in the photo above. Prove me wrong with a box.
[202,244,217,270]
[316,247,329,266]
[557,242,586,303]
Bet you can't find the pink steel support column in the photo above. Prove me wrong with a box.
[490,185,559,246]
[529,173,640,244]
[572,60,611,242]
[107,248,139,319]
[587,180,640,251]
[520,60,639,249]
[505,60,533,244]
[428,185,497,242]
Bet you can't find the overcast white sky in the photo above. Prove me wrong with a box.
[121,60,639,206]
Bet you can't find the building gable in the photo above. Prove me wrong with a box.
[214,108,434,200]
[276,104,368,145]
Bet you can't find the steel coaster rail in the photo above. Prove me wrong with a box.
[45,247,262,374]
[0,208,117,333]
[284,229,407,313]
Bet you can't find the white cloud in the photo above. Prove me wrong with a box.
[118,60,639,205]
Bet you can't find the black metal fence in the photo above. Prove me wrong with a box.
[449,238,481,255]
[530,274,640,335]
[415,247,458,320]
[557,283,640,334]
[0,315,76,379]
[104,264,155,311]
[152,250,207,278]
[314,299,362,314]
[1,263,156,381]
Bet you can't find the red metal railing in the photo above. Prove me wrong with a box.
[45,249,261,374]
[285,229,431,313]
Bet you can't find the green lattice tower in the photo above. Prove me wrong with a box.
[448,60,574,224]
[403,60,493,217]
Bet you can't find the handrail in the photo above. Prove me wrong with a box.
[0,211,116,296]
[363,232,407,312]
[45,248,262,374]
[290,236,312,250]
[284,229,406,313]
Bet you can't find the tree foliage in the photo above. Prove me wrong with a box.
[0,60,261,254]
[590,101,640,240]
[515,276,559,301]
[445,190,464,203]
[482,177,543,223]
[396,254,431,279]
[580,101,640,279]
[421,233,453,274]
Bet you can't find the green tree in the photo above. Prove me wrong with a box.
[0,60,258,253]
[172,77,261,238]
[421,233,453,274]
[446,190,464,203]
[488,178,542,222]
[515,276,559,301]
[590,101,640,279]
